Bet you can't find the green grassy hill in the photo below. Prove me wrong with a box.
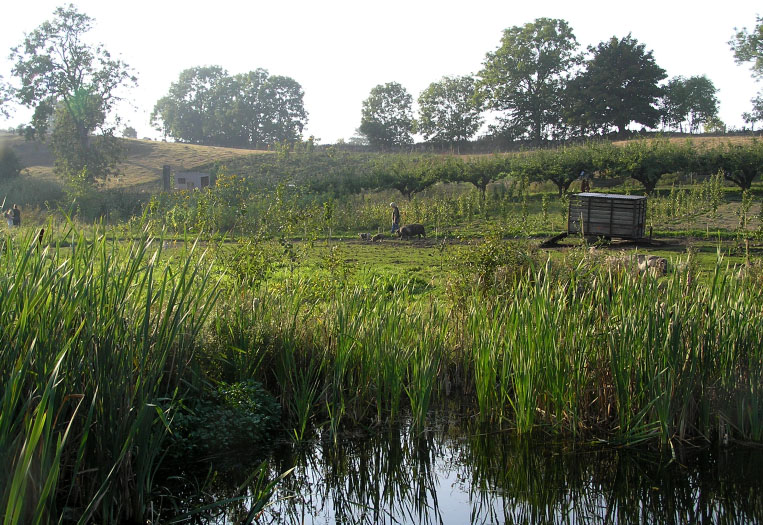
[0,131,270,191]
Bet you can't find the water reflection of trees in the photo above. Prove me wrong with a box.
[259,420,763,524]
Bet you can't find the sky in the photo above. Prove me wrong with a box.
[1,0,761,144]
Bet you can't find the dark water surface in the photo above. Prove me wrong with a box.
[174,418,763,524]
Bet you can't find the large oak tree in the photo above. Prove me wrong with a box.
[478,18,580,143]
[566,35,666,136]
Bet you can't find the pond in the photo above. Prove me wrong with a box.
[166,415,763,524]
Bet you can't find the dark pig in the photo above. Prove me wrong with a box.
[396,224,425,239]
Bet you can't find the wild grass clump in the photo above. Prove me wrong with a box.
[0,225,217,523]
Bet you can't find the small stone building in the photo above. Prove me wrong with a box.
[174,171,212,191]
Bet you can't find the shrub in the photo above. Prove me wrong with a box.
[170,380,281,459]
[0,144,22,180]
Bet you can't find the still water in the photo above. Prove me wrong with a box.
[172,416,763,524]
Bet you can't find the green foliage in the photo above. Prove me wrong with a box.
[460,155,505,197]
[122,126,138,139]
[359,82,415,149]
[170,380,280,458]
[514,144,600,196]
[151,66,307,147]
[0,227,217,522]
[742,94,763,130]
[51,99,124,183]
[615,138,691,194]
[141,140,761,237]
[0,75,11,119]
[8,5,135,181]
[218,236,277,287]
[661,76,719,133]
[417,75,482,149]
[705,139,763,190]
[567,34,666,135]
[448,231,537,300]
[478,18,580,142]
[730,15,763,80]
[737,189,755,230]
[373,154,447,199]
[0,144,22,180]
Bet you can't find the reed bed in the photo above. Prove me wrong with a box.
[3,222,762,521]
[0,226,217,523]
[212,253,763,446]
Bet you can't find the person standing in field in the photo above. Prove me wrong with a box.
[4,209,12,227]
[579,171,591,193]
[11,204,20,227]
[390,202,400,233]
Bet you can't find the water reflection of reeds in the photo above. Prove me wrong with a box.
[255,418,763,524]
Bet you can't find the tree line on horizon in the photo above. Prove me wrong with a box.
[140,17,763,152]
[0,6,761,187]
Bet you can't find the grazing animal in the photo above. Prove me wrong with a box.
[359,232,371,241]
[606,254,668,276]
[396,224,426,239]
[372,233,384,242]
[635,254,668,276]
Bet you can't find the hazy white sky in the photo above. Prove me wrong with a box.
[1,0,760,143]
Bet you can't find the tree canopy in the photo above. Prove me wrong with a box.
[742,95,763,130]
[730,15,763,80]
[8,4,136,181]
[417,75,482,150]
[566,35,666,135]
[359,82,415,150]
[0,75,12,119]
[661,76,719,133]
[151,66,307,148]
[478,18,580,143]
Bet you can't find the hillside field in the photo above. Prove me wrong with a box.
[0,132,269,190]
[2,132,759,191]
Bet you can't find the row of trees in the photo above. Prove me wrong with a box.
[0,7,761,186]
[358,20,732,150]
[150,67,308,148]
[216,139,763,200]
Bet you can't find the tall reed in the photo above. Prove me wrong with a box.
[208,243,763,447]
[0,225,217,522]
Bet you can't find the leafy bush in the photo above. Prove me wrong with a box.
[0,144,22,180]
[447,231,538,304]
[170,380,281,458]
